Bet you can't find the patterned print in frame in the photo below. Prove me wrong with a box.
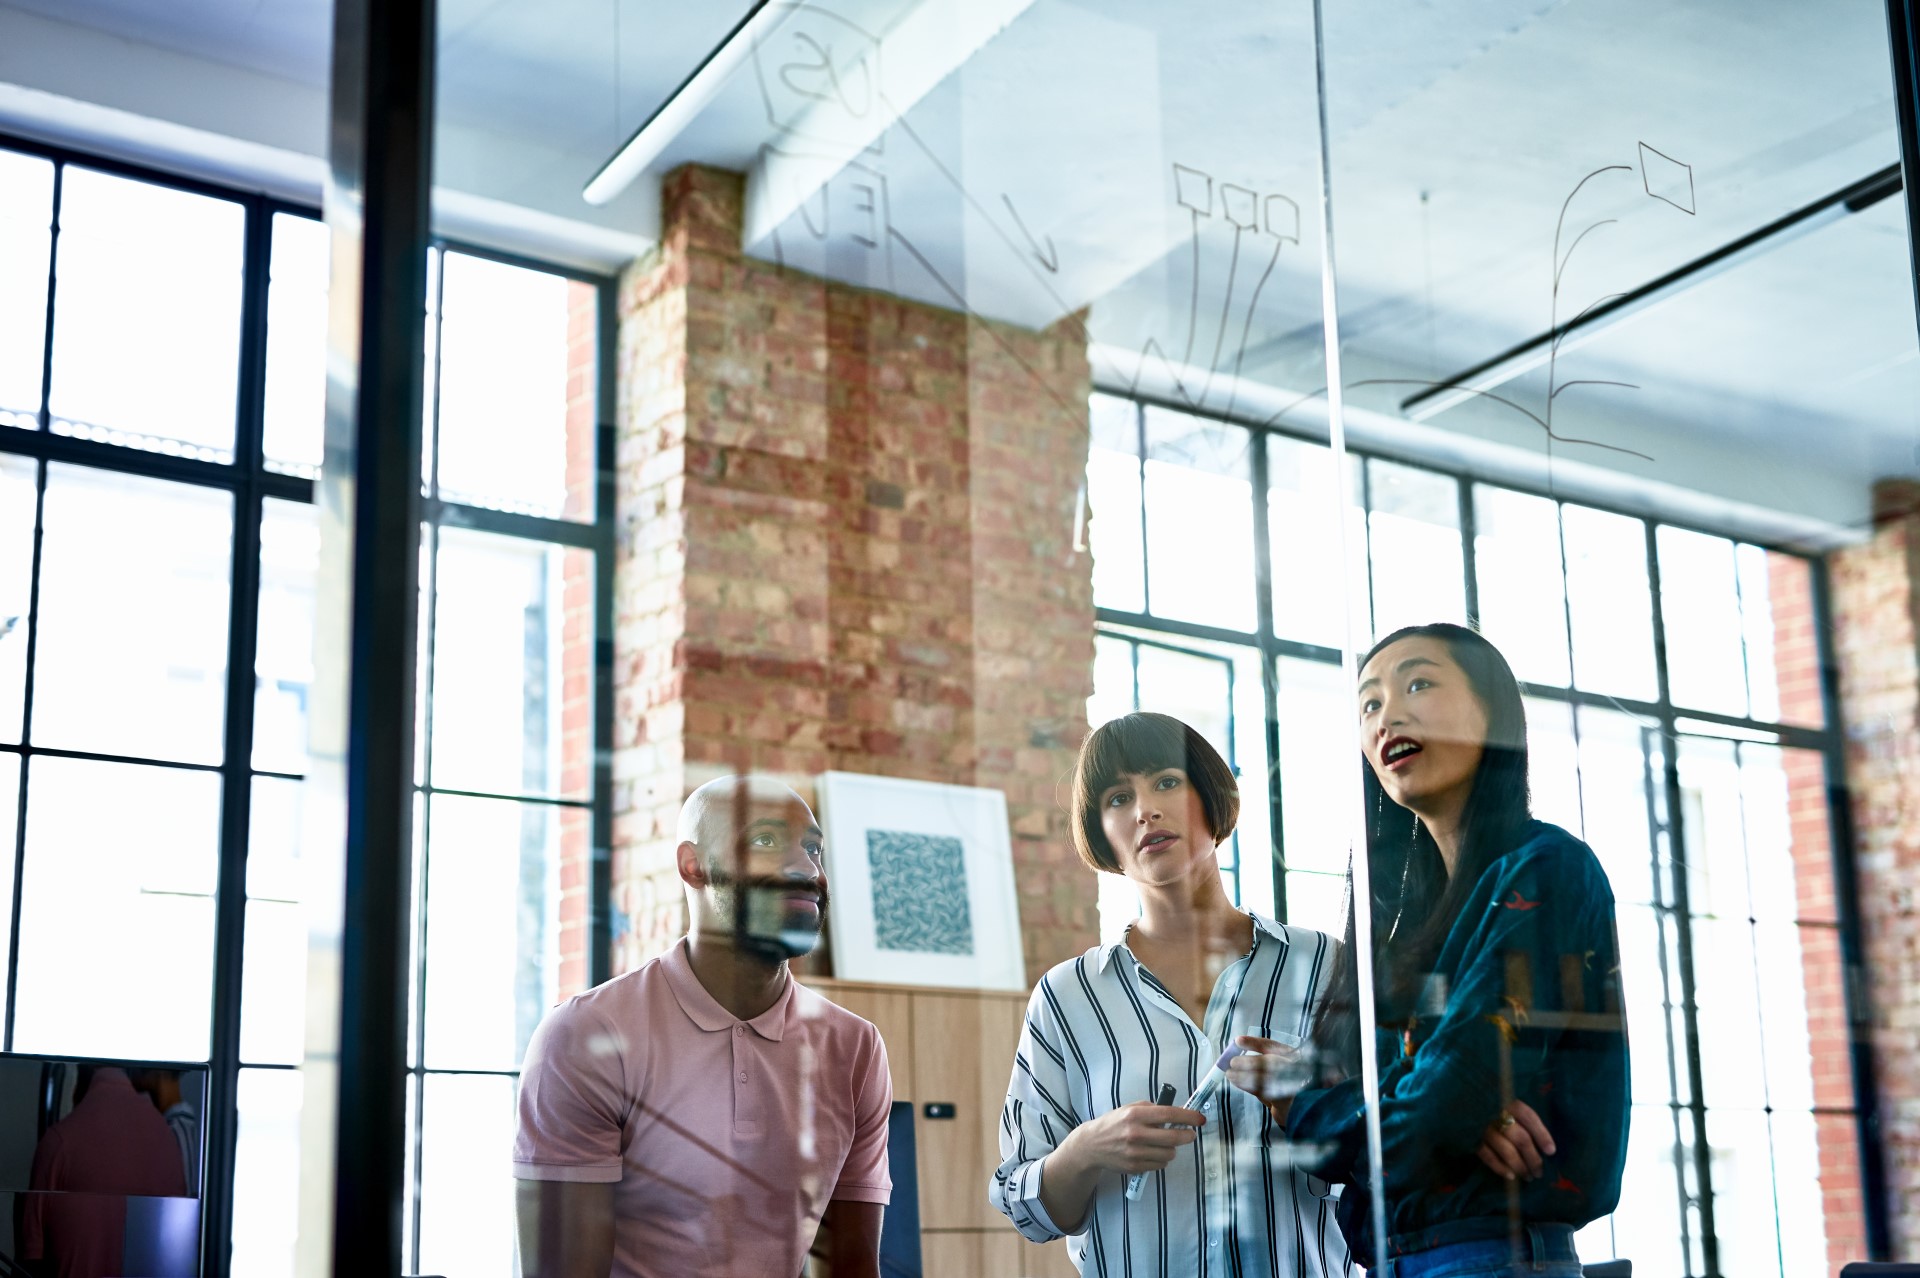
[867,830,975,956]
[816,771,1026,990]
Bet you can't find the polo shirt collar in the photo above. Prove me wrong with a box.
[661,937,792,1042]
[1094,911,1287,973]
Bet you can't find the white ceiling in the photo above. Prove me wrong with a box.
[0,0,1912,538]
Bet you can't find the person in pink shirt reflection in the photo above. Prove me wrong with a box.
[514,776,891,1278]
[22,1065,188,1278]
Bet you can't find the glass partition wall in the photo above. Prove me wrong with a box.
[283,0,1918,1275]
[1319,2,1913,1275]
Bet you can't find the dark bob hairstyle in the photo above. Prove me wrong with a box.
[1070,712,1240,873]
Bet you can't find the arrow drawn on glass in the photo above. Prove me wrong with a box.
[1001,194,1059,273]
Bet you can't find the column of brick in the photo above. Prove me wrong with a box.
[611,164,1100,979]
[1829,478,1920,1260]
[611,188,701,976]
[965,315,1098,986]
[1771,551,1869,1272]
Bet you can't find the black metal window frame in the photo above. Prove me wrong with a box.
[1090,386,1887,1274]
[0,130,617,1278]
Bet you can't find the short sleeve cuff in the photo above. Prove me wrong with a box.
[512,1160,623,1184]
[830,1181,893,1205]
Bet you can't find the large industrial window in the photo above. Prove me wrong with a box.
[0,136,613,1278]
[1086,388,1859,1278]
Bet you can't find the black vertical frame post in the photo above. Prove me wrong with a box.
[591,285,619,987]
[5,158,59,1053]
[304,0,434,1272]
[1249,432,1287,920]
[1889,0,1920,338]
[1812,556,1894,1258]
[1643,520,1719,1277]
[1456,476,1479,629]
[201,194,274,1278]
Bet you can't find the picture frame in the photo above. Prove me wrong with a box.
[816,771,1027,992]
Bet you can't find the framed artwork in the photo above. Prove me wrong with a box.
[816,771,1027,991]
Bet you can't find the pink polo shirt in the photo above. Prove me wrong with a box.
[514,939,892,1278]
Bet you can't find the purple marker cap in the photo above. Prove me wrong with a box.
[1215,1044,1255,1072]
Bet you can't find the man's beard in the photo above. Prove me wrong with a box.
[709,872,829,961]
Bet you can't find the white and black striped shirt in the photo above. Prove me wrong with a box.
[990,915,1357,1278]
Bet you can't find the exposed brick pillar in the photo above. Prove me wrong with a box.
[1829,477,1920,1259]
[1772,552,1868,1272]
[610,165,1098,984]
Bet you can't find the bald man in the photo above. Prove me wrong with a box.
[514,777,891,1278]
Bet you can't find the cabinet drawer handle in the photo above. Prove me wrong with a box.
[922,1102,957,1120]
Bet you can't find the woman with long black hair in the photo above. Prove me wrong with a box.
[1235,623,1628,1278]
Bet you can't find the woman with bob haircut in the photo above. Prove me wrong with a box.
[988,711,1352,1278]
[1245,623,1629,1278]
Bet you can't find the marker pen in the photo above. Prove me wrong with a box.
[1123,1044,1255,1201]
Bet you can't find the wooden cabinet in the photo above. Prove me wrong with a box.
[820,983,916,1103]
[911,990,1026,1230]
[804,978,1076,1277]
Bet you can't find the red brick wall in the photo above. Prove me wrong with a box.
[610,165,1098,985]
[1771,551,1868,1272]
[1830,477,1920,1260]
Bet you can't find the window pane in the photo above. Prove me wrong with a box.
[1132,644,1232,764]
[31,465,232,764]
[1088,634,1135,729]
[1472,485,1570,687]
[48,169,243,461]
[423,794,560,1071]
[1575,707,1658,907]
[1132,641,1245,888]
[1735,743,1801,925]
[15,756,218,1059]
[1366,459,1465,638]
[262,213,328,478]
[254,498,319,774]
[1615,906,1677,1108]
[1268,435,1366,649]
[417,1073,517,1278]
[429,529,591,800]
[1275,655,1357,876]
[1142,407,1254,631]
[1691,916,1767,1110]
[436,252,587,519]
[1284,870,1346,934]
[1754,550,1823,728]
[1659,526,1748,717]
[1087,394,1144,613]
[1679,735,1750,923]
[1752,916,1818,1114]
[242,777,304,1066]
[231,1067,301,1278]
[1609,1103,1691,1278]
[1524,697,1582,836]
[1706,1108,1782,1278]
[0,149,53,424]
[0,456,35,743]
[1771,1109,1828,1278]
[1562,504,1656,701]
